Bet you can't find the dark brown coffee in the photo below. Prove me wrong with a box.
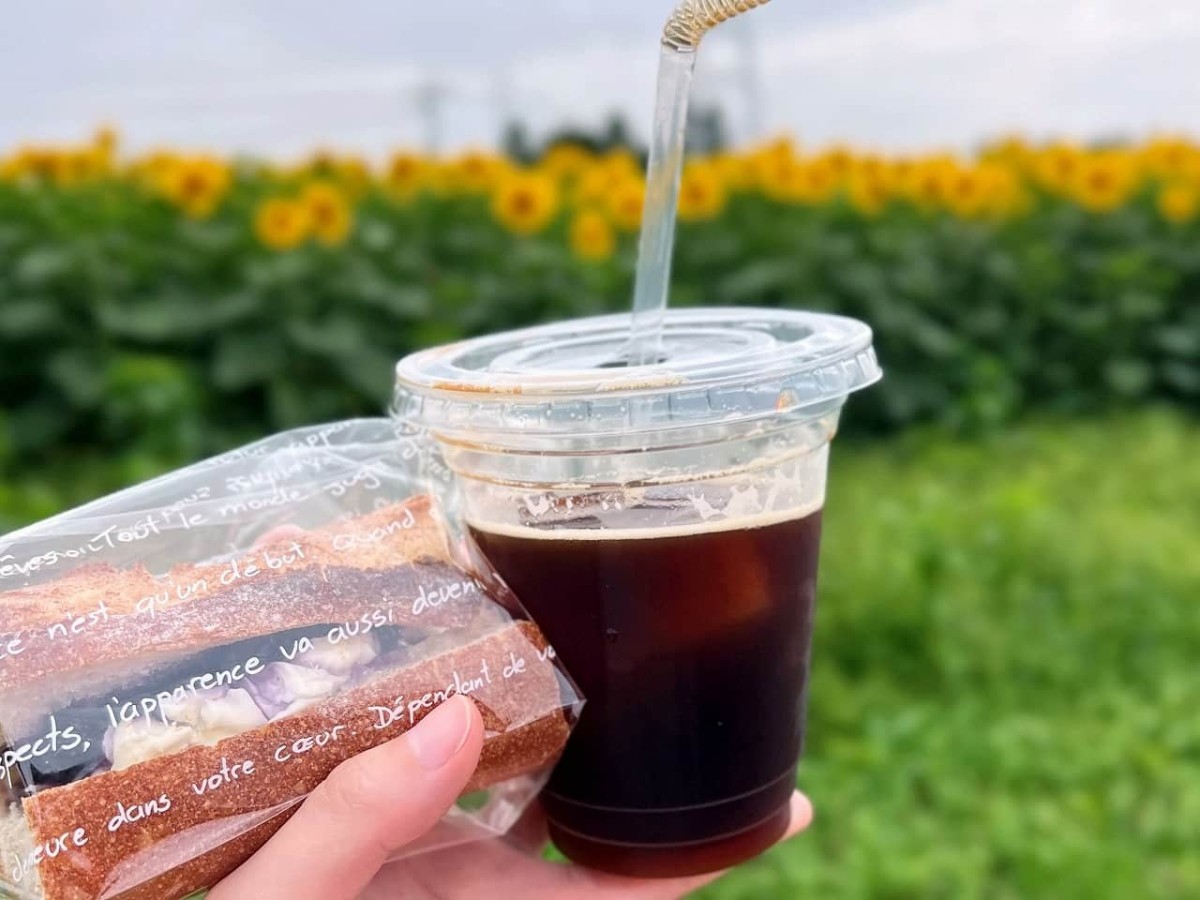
[469,506,823,877]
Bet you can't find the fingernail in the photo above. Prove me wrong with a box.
[408,695,473,770]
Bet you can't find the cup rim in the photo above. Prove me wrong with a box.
[393,308,882,441]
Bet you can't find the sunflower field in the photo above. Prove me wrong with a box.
[1,128,1198,900]
[0,129,1197,474]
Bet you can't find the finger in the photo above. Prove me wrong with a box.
[253,524,308,548]
[385,790,813,900]
[210,695,484,900]
[559,791,814,900]
[504,800,550,855]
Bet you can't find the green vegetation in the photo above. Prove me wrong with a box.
[2,151,1198,476]
[700,411,1200,899]
[3,134,1196,899]
[2,413,1193,898]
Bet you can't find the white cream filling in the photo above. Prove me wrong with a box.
[103,633,380,770]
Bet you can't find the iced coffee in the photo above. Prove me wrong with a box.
[394,308,881,876]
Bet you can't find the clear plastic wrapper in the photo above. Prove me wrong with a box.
[0,420,582,900]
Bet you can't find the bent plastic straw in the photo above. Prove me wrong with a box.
[628,0,774,366]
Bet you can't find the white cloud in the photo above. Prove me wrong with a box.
[755,0,1200,149]
[478,0,1200,152]
[1,0,1197,156]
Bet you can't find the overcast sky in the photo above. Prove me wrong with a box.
[2,0,1198,159]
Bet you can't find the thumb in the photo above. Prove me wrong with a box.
[211,695,484,900]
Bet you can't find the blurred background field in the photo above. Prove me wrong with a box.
[2,1,1199,897]
[1,131,1196,900]
[1,132,1197,473]
[702,412,1200,899]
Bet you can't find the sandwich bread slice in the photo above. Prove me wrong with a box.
[0,497,573,900]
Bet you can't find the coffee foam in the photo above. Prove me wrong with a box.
[466,498,823,542]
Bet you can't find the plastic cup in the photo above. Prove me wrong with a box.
[394,308,881,877]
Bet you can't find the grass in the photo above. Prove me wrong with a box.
[1,412,1196,898]
[700,411,1200,899]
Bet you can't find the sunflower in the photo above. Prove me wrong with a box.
[606,177,646,232]
[570,209,616,261]
[541,143,594,183]
[1034,143,1084,194]
[302,181,353,246]
[491,171,560,235]
[939,165,991,218]
[254,197,310,250]
[1070,152,1138,213]
[889,158,918,189]
[754,136,798,166]
[846,171,890,217]
[710,152,754,192]
[85,146,114,179]
[1157,182,1199,224]
[1141,136,1199,182]
[793,159,839,205]
[978,163,1027,219]
[129,150,179,190]
[900,159,950,209]
[161,156,232,219]
[755,156,803,203]
[982,135,1034,170]
[92,124,119,154]
[303,149,340,179]
[91,125,119,171]
[816,145,856,179]
[299,151,369,198]
[576,152,643,207]
[15,146,58,182]
[335,157,371,199]
[575,166,613,207]
[447,150,508,195]
[599,149,641,179]
[49,151,99,187]
[386,151,428,202]
[853,155,891,185]
[677,161,726,221]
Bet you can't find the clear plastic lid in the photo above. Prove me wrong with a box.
[393,309,881,444]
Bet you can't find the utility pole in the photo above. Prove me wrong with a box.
[737,18,766,144]
[412,79,449,155]
[492,64,516,142]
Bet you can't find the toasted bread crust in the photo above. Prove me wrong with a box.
[21,621,569,900]
[0,499,478,692]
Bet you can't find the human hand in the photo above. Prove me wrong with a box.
[210,695,813,900]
